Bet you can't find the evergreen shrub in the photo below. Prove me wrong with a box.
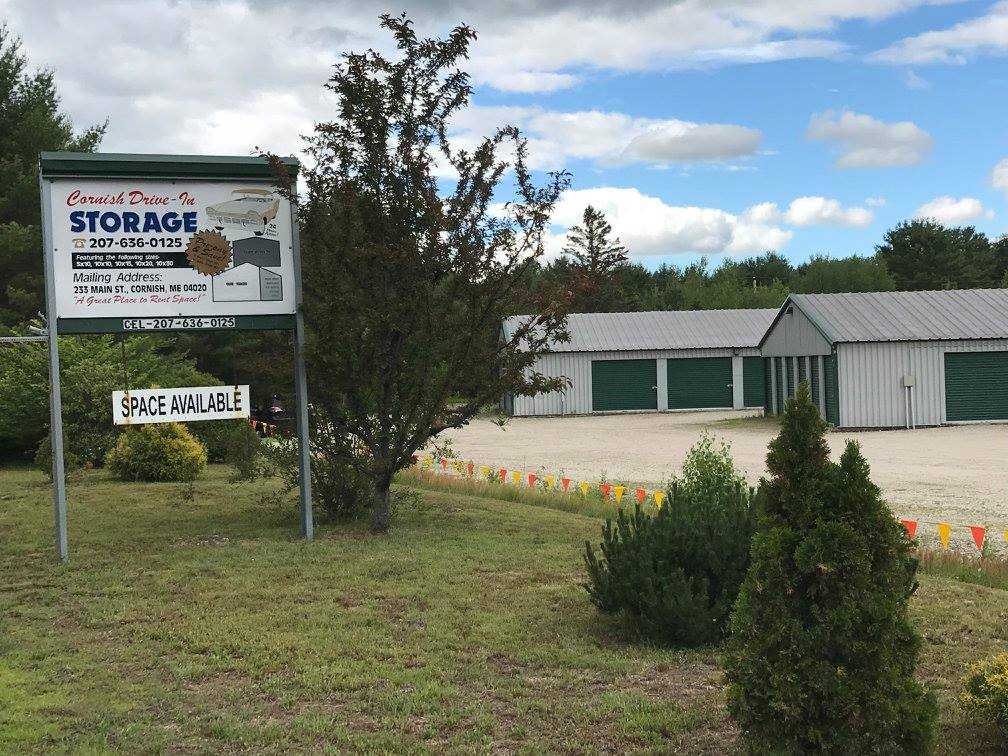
[105,423,207,482]
[725,382,937,753]
[583,434,753,646]
[962,654,1008,741]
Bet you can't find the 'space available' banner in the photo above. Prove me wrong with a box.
[47,179,296,320]
[112,385,250,425]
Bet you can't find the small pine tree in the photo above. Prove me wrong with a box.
[725,382,937,753]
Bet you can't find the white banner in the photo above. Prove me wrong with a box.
[48,178,295,320]
[112,385,250,425]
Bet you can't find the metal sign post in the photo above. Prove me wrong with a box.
[39,174,68,561]
[289,195,313,541]
[38,152,313,560]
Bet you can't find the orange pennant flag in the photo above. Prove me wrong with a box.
[467,462,474,476]
[412,455,418,465]
[900,519,917,539]
[653,490,665,510]
[970,526,986,552]
[528,473,537,488]
[938,523,951,549]
[252,420,259,430]
[440,459,448,470]
[561,478,571,492]
[512,471,521,486]
[580,481,589,497]
[600,483,611,500]
[499,468,506,479]
[614,486,625,503]
[635,488,646,503]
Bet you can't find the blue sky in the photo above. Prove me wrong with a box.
[5,0,1008,269]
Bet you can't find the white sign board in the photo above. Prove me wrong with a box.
[47,179,295,320]
[113,385,250,425]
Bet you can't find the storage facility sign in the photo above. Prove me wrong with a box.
[112,385,250,425]
[46,178,296,323]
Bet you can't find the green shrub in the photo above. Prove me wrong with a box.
[265,413,371,520]
[33,433,82,479]
[0,334,216,464]
[583,434,753,646]
[725,382,937,753]
[962,654,1008,740]
[105,423,208,482]
[189,419,261,480]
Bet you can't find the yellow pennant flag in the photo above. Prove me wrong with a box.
[454,460,463,473]
[423,456,432,467]
[614,486,625,503]
[546,475,554,489]
[480,465,489,478]
[513,471,521,486]
[938,522,951,549]
[653,490,665,510]
[580,481,589,497]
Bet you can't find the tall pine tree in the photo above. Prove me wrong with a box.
[0,24,105,330]
[562,205,628,310]
[725,382,936,753]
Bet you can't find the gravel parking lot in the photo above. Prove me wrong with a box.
[437,411,1008,534]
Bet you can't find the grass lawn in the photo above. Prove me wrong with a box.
[1,465,1005,754]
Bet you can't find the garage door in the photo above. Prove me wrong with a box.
[743,357,765,408]
[667,357,733,409]
[591,359,657,412]
[945,351,1008,421]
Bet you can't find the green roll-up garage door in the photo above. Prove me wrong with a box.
[667,357,733,409]
[591,359,657,412]
[824,354,839,425]
[743,357,765,408]
[945,351,1008,421]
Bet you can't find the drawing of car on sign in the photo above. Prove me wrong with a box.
[205,188,280,236]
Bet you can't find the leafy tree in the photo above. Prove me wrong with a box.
[876,219,995,291]
[725,383,936,753]
[267,15,576,531]
[733,251,794,289]
[0,334,215,463]
[792,254,895,294]
[0,25,106,329]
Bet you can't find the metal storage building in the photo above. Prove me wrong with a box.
[759,289,1008,428]
[502,309,777,417]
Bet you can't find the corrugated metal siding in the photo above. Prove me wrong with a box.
[785,356,796,397]
[774,357,785,415]
[761,305,833,357]
[835,340,1008,427]
[792,289,1008,343]
[504,309,777,352]
[512,347,761,416]
[810,357,821,410]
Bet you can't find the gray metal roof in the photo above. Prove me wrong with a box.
[789,289,1008,343]
[504,309,778,352]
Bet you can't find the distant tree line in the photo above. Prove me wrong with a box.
[520,208,1008,315]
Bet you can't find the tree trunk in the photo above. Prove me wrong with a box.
[371,483,391,532]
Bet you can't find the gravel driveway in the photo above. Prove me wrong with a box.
[437,411,1008,540]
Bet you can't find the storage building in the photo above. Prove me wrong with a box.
[759,289,1008,428]
[502,309,777,417]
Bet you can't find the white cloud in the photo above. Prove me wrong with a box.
[904,70,930,89]
[913,196,994,225]
[783,196,874,226]
[993,159,1008,198]
[547,187,791,257]
[449,107,761,171]
[872,1,1008,65]
[865,196,887,206]
[807,110,932,168]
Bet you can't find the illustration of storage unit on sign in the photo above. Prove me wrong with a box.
[205,189,280,236]
[212,263,283,302]
[232,237,281,268]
